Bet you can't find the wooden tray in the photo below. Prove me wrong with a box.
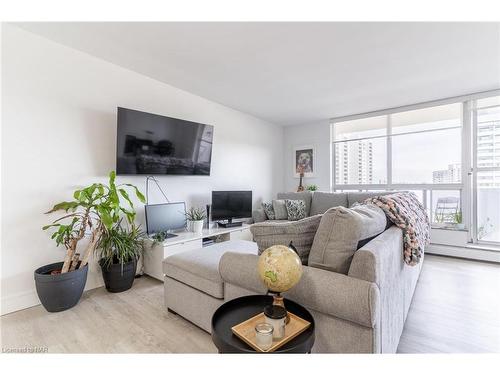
[231,311,311,352]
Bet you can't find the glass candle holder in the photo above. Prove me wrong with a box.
[264,305,287,340]
[255,323,273,350]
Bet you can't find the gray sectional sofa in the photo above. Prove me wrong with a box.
[163,191,423,353]
[252,190,393,223]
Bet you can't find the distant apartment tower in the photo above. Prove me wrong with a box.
[335,139,373,184]
[432,163,461,184]
[476,120,500,187]
[431,121,499,187]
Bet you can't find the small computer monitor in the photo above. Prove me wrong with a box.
[145,202,186,235]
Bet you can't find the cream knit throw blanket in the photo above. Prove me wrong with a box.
[367,192,430,266]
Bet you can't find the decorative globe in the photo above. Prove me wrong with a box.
[257,245,303,293]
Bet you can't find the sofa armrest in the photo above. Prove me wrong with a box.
[252,208,267,223]
[348,225,405,286]
[219,252,380,328]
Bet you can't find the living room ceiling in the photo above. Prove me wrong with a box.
[14,22,500,126]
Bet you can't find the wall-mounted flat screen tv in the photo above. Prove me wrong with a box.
[116,107,214,175]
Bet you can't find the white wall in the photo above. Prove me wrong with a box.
[1,24,284,315]
[283,120,330,192]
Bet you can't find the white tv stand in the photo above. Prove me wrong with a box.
[142,223,252,281]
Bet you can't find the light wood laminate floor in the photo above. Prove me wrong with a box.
[1,254,499,353]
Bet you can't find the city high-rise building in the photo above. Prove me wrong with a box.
[335,139,373,184]
[476,121,500,187]
[432,163,461,184]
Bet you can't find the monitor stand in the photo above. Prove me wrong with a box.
[217,219,243,228]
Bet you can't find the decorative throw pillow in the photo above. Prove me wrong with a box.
[250,215,323,264]
[308,204,387,274]
[261,202,275,220]
[272,199,288,220]
[285,199,307,221]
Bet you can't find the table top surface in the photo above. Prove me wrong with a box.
[211,295,315,353]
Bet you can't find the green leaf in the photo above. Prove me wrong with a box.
[45,201,79,213]
[97,184,105,196]
[123,184,146,203]
[118,189,133,207]
[42,224,60,230]
[109,171,116,187]
[120,207,136,223]
[99,207,113,229]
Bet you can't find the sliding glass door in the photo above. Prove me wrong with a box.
[472,96,500,244]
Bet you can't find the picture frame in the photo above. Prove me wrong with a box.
[293,145,315,178]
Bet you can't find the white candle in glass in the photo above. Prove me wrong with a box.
[255,323,273,350]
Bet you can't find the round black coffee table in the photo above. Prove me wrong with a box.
[211,295,315,353]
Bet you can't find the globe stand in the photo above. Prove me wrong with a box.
[267,291,290,324]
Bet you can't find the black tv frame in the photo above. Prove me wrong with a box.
[116,107,214,176]
[211,190,252,227]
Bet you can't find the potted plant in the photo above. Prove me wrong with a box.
[454,211,465,230]
[306,184,318,191]
[40,171,145,312]
[96,222,144,293]
[185,207,206,234]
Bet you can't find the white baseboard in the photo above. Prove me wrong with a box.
[427,243,500,263]
[1,290,41,316]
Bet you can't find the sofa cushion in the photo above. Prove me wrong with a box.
[347,191,393,207]
[252,208,267,223]
[308,204,387,274]
[310,192,348,215]
[250,215,322,264]
[163,240,257,298]
[272,199,288,220]
[285,199,307,221]
[277,191,313,216]
[261,202,275,220]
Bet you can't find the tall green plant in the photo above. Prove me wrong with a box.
[43,171,145,273]
[96,222,144,269]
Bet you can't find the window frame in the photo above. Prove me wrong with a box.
[471,99,500,245]
[330,89,500,245]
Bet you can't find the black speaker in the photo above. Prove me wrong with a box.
[205,204,211,228]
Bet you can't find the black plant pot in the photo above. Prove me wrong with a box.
[99,258,136,293]
[34,261,88,313]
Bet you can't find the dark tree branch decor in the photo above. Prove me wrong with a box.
[43,171,146,274]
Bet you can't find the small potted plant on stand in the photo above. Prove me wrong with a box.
[96,222,144,293]
[186,207,206,234]
[39,171,145,312]
[306,184,318,192]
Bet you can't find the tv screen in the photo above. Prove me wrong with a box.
[211,191,252,221]
[116,107,214,175]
